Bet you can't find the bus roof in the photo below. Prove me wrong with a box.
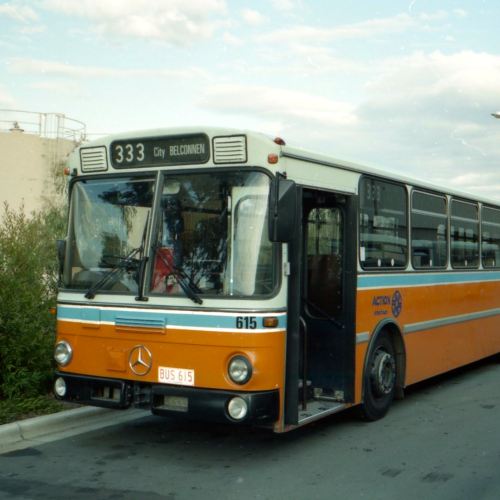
[74,126,500,207]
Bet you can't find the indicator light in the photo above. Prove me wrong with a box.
[263,317,279,328]
[268,153,279,164]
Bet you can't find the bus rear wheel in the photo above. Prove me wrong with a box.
[358,331,396,421]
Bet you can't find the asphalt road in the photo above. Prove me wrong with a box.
[1,355,500,500]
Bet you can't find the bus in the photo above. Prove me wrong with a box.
[53,127,500,432]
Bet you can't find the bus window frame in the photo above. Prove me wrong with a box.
[481,205,500,269]
[62,170,157,296]
[450,198,480,270]
[410,189,448,270]
[146,166,282,301]
[304,204,345,320]
[358,175,409,271]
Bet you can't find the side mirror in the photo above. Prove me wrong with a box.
[268,177,296,243]
[56,239,66,283]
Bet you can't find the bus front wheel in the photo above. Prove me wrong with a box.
[358,331,396,421]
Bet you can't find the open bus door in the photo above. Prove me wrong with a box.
[270,179,357,427]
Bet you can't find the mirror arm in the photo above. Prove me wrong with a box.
[272,172,286,241]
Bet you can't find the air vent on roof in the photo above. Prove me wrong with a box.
[80,146,108,172]
[213,135,247,164]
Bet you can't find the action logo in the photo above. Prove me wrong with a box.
[391,290,403,318]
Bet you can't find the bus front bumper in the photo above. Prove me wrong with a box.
[54,372,280,426]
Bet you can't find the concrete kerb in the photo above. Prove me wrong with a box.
[0,406,149,453]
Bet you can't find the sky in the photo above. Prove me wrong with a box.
[2,0,500,199]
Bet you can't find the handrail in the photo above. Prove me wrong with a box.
[300,316,308,410]
[0,109,86,143]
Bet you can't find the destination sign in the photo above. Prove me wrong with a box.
[110,133,210,168]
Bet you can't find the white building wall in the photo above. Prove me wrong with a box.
[0,111,86,214]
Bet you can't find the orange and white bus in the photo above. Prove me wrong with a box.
[54,127,500,432]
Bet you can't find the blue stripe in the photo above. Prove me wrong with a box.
[57,305,287,330]
[358,271,500,289]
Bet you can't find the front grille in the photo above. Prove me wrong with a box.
[115,316,166,334]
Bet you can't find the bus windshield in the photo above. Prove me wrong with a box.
[151,170,275,297]
[63,177,155,294]
[62,171,276,298]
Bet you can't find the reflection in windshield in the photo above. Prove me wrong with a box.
[63,178,154,293]
[151,171,275,297]
[62,171,276,299]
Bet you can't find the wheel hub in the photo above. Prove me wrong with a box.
[370,350,396,398]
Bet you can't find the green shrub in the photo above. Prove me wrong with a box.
[0,202,67,401]
[0,395,64,425]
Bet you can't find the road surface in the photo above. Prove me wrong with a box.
[1,355,500,499]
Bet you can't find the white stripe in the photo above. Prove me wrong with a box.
[356,332,370,344]
[403,307,500,334]
[57,317,286,334]
[57,304,286,318]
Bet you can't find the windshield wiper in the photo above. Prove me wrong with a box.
[85,213,150,300]
[153,244,203,305]
[84,247,142,299]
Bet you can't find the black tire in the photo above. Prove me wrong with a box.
[358,331,397,421]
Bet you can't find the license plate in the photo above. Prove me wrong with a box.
[158,366,195,386]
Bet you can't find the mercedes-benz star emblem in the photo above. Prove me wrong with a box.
[129,345,153,376]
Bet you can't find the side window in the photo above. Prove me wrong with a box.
[482,207,500,268]
[411,192,447,269]
[450,200,479,268]
[359,178,408,269]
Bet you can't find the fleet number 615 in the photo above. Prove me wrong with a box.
[236,316,257,329]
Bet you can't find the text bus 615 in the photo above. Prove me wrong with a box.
[54,127,500,432]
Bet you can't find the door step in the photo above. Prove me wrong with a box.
[298,400,346,425]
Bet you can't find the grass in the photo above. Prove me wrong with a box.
[0,394,74,425]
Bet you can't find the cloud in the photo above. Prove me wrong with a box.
[26,81,82,95]
[349,51,500,195]
[454,9,468,18]
[20,25,47,34]
[241,9,269,26]
[257,13,418,44]
[0,4,37,22]
[8,58,209,79]
[223,32,243,46]
[365,51,500,105]
[199,50,500,200]
[272,0,297,10]
[449,172,494,187]
[239,41,396,78]
[278,44,371,74]
[0,85,15,107]
[200,84,357,126]
[420,10,448,21]
[38,0,228,46]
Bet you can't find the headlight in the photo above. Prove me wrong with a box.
[228,397,248,420]
[54,377,67,397]
[228,355,252,385]
[54,341,73,367]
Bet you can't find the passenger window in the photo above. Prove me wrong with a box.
[306,207,343,318]
[359,178,407,269]
[411,192,447,269]
[482,207,500,268]
[451,200,478,268]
